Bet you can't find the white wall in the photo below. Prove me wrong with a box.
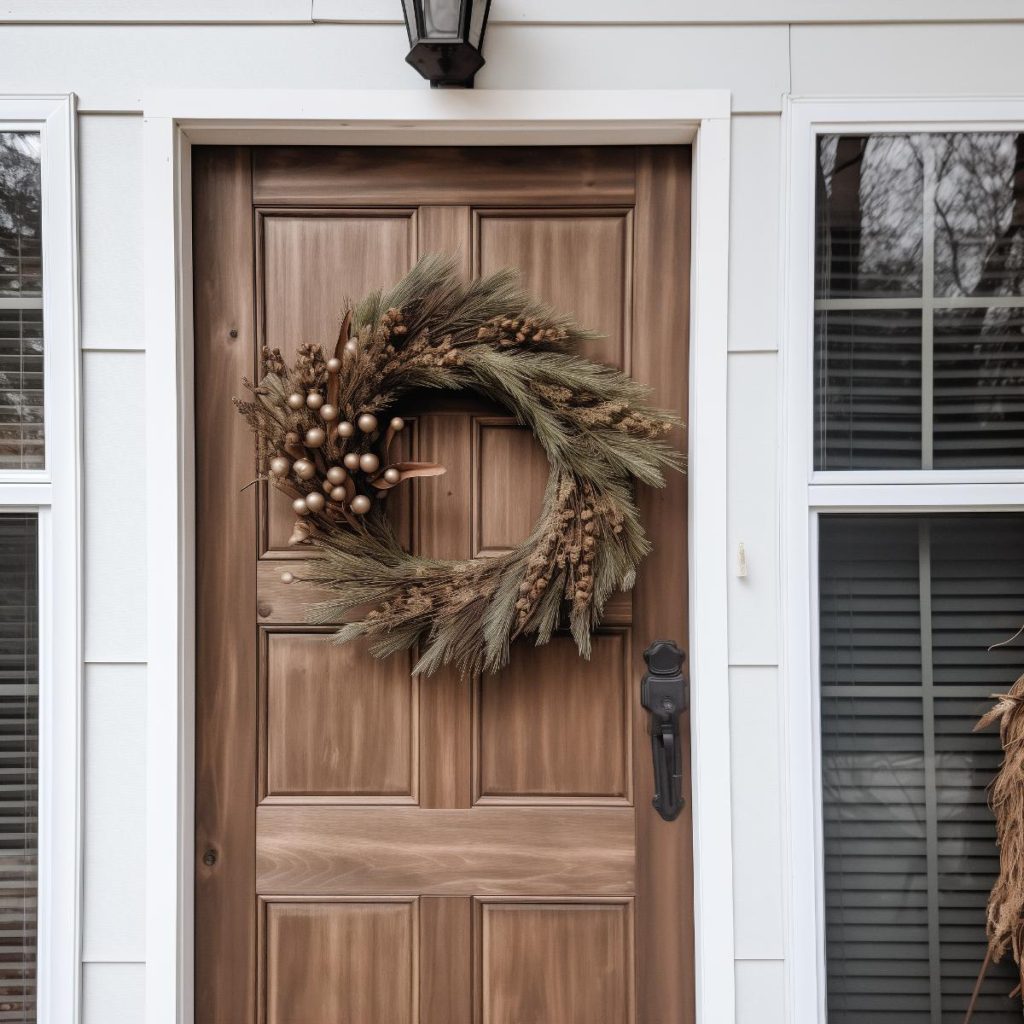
[4,7,1023,1022]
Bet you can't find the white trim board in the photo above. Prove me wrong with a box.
[779,95,1024,1024]
[5,0,1024,24]
[143,87,733,1024]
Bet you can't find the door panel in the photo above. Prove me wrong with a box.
[195,145,692,1023]
[475,210,632,370]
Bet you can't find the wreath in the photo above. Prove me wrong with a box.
[235,254,683,676]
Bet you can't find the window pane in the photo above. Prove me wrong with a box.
[815,309,922,469]
[933,308,1024,468]
[815,132,1024,470]
[816,134,923,298]
[0,132,43,471]
[0,514,37,1019]
[820,514,1024,1023]
[934,133,1024,299]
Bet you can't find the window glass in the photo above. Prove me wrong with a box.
[815,133,1024,470]
[0,133,43,470]
[820,513,1024,1022]
[0,514,37,1019]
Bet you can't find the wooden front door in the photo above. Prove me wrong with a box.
[193,145,692,1024]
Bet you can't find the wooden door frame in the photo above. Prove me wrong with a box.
[141,88,733,1024]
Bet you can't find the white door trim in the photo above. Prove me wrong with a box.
[142,88,733,1024]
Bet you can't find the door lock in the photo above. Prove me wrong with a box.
[641,640,688,822]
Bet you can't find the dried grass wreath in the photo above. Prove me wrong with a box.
[235,254,683,676]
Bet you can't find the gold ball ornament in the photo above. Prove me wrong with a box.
[357,413,378,434]
[280,571,295,585]
[343,452,361,471]
[350,494,371,515]
[383,467,401,485]
[292,497,311,516]
[286,393,304,410]
[268,456,290,477]
[306,392,324,411]
[326,357,342,373]
[320,404,338,422]
[337,421,355,439]
[330,486,347,502]
[390,417,405,432]
[305,427,326,447]
[344,338,359,356]
[304,492,326,513]
[322,479,334,493]
[326,465,347,485]
[359,453,380,474]
[292,458,315,480]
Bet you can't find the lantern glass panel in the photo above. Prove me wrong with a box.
[401,0,419,44]
[422,0,461,37]
[468,0,489,46]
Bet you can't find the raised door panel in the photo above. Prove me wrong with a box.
[475,211,633,370]
[262,899,417,1024]
[262,633,417,801]
[478,900,635,1024]
[473,419,548,556]
[476,632,631,804]
[259,212,416,554]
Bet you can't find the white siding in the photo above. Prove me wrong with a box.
[791,22,1024,96]
[0,24,789,113]
[82,962,145,1024]
[729,116,782,353]
[82,663,146,963]
[729,667,785,959]
[79,115,145,350]
[727,352,780,665]
[83,351,147,663]
[736,959,787,1024]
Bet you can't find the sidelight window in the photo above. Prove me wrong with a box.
[786,105,1024,1024]
[0,96,79,1021]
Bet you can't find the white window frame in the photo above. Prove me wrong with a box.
[781,96,1024,1023]
[0,94,82,1024]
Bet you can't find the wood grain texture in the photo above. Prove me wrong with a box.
[631,146,694,1023]
[259,211,416,553]
[196,144,693,1022]
[253,147,637,207]
[416,412,474,809]
[263,632,417,800]
[473,419,548,555]
[420,898,472,1024]
[193,146,258,1024]
[262,899,417,1024]
[256,807,635,896]
[475,209,633,370]
[476,632,631,802]
[478,900,635,1024]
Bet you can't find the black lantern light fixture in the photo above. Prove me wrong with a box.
[401,0,493,88]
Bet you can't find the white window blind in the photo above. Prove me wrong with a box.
[0,513,37,1021]
[815,133,1024,471]
[820,513,1023,1022]
[0,132,43,472]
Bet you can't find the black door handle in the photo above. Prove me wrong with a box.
[641,640,689,822]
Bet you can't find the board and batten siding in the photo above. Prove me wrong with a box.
[0,9,1021,1022]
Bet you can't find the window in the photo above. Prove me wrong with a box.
[0,514,38,1017]
[815,133,1024,470]
[784,102,1024,1024]
[0,96,79,1023]
[0,132,43,470]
